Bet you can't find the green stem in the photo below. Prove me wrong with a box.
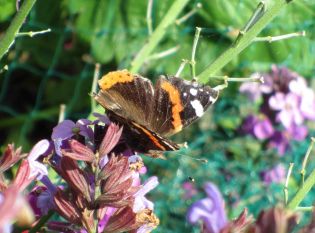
[0,0,37,60]
[129,0,189,73]
[287,168,315,210]
[196,0,293,84]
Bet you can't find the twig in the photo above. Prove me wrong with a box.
[0,0,37,60]
[58,104,66,123]
[284,163,294,205]
[196,0,295,83]
[191,27,201,80]
[300,137,315,186]
[295,206,314,212]
[175,3,202,25]
[254,31,305,43]
[91,63,101,112]
[16,28,51,38]
[129,0,190,73]
[207,74,264,91]
[147,46,180,61]
[147,0,153,35]
[227,76,264,83]
[175,59,190,77]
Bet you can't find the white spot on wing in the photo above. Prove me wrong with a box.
[183,92,187,97]
[190,100,204,117]
[190,88,197,96]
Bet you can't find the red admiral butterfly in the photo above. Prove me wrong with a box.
[94,70,219,158]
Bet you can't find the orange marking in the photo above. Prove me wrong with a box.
[98,70,134,90]
[133,123,166,150]
[160,81,183,132]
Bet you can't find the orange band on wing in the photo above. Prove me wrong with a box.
[98,70,134,90]
[132,123,166,150]
[160,81,183,132]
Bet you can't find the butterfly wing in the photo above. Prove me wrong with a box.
[149,76,219,136]
[94,70,181,155]
[94,70,219,154]
[94,70,155,126]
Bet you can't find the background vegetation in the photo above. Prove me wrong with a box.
[0,0,315,232]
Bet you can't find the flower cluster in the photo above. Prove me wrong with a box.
[0,140,50,232]
[240,65,315,156]
[186,182,315,233]
[0,117,160,233]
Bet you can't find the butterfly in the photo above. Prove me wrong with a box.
[94,70,219,158]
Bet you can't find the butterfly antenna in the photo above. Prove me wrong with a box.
[173,151,208,164]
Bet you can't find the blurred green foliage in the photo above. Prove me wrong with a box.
[0,0,315,232]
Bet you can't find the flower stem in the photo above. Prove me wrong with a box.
[300,137,315,185]
[58,104,66,123]
[129,0,190,73]
[196,0,294,84]
[0,0,37,60]
[147,0,154,35]
[284,163,294,205]
[287,168,315,210]
[91,63,101,112]
[191,27,201,79]
[287,138,315,210]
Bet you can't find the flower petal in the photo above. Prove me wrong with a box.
[253,117,274,140]
[28,140,50,161]
[51,120,75,140]
[269,93,286,110]
[134,176,158,197]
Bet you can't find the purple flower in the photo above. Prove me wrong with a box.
[261,164,286,185]
[241,115,274,140]
[52,119,94,141]
[268,125,308,156]
[93,113,111,124]
[28,186,55,218]
[97,207,116,232]
[187,182,227,233]
[27,139,50,180]
[133,176,159,212]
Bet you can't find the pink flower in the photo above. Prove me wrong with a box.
[269,92,303,128]
[182,182,197,199]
